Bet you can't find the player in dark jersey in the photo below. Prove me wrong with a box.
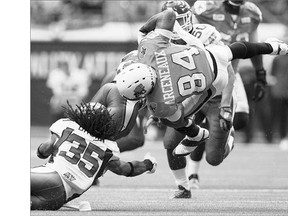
[31,102,157,210]
[159,0,236,196]
[188,0,267,188]
[114,8,288,198]
[92,50,148,153]
[193,0,266,128]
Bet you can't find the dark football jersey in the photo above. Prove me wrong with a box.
[193,1,262,44]
[138,31,216,118]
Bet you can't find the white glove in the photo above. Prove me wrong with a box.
[219,106,233,131]
[143,115,161,134]
[144,152,157,174]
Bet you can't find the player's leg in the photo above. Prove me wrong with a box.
[172,119,209,157]
[31,166,66,210]
[186,111,207,189]
[229,40,288,60]
[163,127,191,198]
[233,73,250,130]
[204,99,234,166]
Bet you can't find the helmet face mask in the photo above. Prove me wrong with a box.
[162,1,193,35]
[229,0,245,6]
[224,0,245,14]
[176,9,192,33]
[115,63,156,101]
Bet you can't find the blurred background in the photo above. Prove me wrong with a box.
[31,0,288,145]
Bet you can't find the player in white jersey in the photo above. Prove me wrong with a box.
[31,102,157,210]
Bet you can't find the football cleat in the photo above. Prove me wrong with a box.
[189,174,200,189]
[170,185,191,199]
[173,128,209,156]
[144,152,157,174]
[265,38,288,55]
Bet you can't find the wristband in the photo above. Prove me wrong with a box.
[126,162,134,177]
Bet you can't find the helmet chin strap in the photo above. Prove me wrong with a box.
[224,0,241,14]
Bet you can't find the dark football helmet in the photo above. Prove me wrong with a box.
[224,0,246,14]
[161,1,193,33]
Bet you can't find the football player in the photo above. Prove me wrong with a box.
[31,102,157,210]
[91,50,147,153]
[187,0,267,188]
[193,0,266,128]
[159,0,236,196]
[114,8,288,197]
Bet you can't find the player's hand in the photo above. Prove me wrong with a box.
[144,115,161,134]
[252,68,267,102]
[144,152,157,174]
[219,106,232,131]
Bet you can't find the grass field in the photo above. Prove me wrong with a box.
[30,126,288,216]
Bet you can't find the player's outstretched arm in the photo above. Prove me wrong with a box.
[140,9,175,34]
[37,133,58,159]
[106,153,157,177]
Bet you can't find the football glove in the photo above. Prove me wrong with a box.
[252,68,267,102]
[219,106,233,131]
[144,152,157,174]
[144,115,161,134]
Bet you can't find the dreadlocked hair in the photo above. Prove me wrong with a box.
[63,101,117,141]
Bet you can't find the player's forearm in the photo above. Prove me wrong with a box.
[37,141,54,159]
[108,160,153,177]
[139,12,161,34]
[125,160,153,177]
[221,65,235,107]
[37,133,58,159]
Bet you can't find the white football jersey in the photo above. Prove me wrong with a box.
[191,24,222,46]
[46,119,120,200]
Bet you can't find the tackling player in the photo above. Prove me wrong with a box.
[31,102,157,210]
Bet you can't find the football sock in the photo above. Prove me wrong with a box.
[186,157,201,176]
[229,41,273,60]
[172,168,189,190]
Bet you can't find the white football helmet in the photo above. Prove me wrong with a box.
[116,50,138,74]
[115,63,156,101]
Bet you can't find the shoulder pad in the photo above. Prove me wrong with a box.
[193,0,221,15]
[243,2,262,22]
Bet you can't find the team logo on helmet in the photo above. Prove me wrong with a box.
[133,83,147,99]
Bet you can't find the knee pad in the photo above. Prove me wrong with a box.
[206,152,224,166]
[166,149,186,170]
[189,143,205,161]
